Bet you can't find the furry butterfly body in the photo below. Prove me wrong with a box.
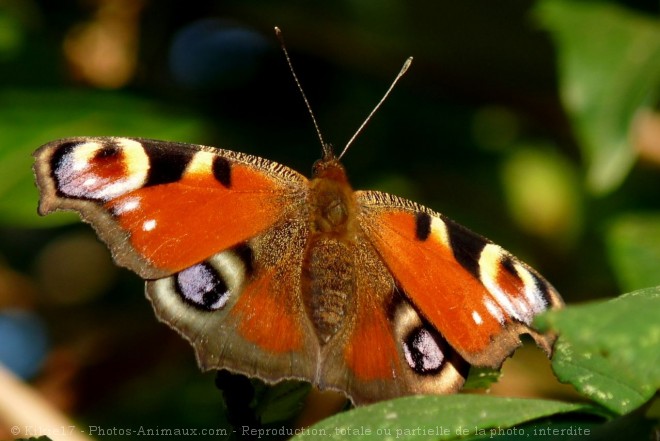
[34,136,562,404]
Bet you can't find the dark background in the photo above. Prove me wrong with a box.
[0,1,658,439]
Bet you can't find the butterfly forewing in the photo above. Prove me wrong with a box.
[34,137,307,278]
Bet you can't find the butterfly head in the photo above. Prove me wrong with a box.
[312,144,348,184]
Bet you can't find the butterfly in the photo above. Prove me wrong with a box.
[33,53,562,405]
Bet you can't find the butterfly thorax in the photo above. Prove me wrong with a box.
[309,158,354,234]
[303,158,359,343]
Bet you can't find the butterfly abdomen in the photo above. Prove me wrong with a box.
[302,237,354,343]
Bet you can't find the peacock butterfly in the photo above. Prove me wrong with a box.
[33,41,562,405]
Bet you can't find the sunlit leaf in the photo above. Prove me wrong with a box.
[536,288,660,414]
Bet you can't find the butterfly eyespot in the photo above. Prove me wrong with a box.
[50,139,149,201]
[392,296,454,376]
[176,262,230,311]
[167,244,253,311]
[403,326,445,374]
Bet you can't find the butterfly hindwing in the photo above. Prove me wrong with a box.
[324,286,470,403]
[146,220,321,384]
[314,221,469,404]
[356,191,563,368]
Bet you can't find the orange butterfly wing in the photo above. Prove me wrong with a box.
[356,191,563,367]
[34,137,320,382]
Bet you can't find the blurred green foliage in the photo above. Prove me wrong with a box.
[537,1,660,195]
[605,213,660,291]
[0,0,658,440]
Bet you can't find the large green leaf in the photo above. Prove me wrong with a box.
[536,288,660,415]
[292,395,587,440]
[0,89,207,227]
[536,1,660,195]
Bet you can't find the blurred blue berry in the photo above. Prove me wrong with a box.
[0,310,49,379]
[169,20,271,90]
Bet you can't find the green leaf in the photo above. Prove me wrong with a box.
[463,366,501,391]
[293,395,587,440]
[536,288,660,415]
[535,1,660,195]
[0,89,208,228]
[605,213,660,292]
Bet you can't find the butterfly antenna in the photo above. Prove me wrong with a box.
[275,27,330,158]
[338,56,413,160]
